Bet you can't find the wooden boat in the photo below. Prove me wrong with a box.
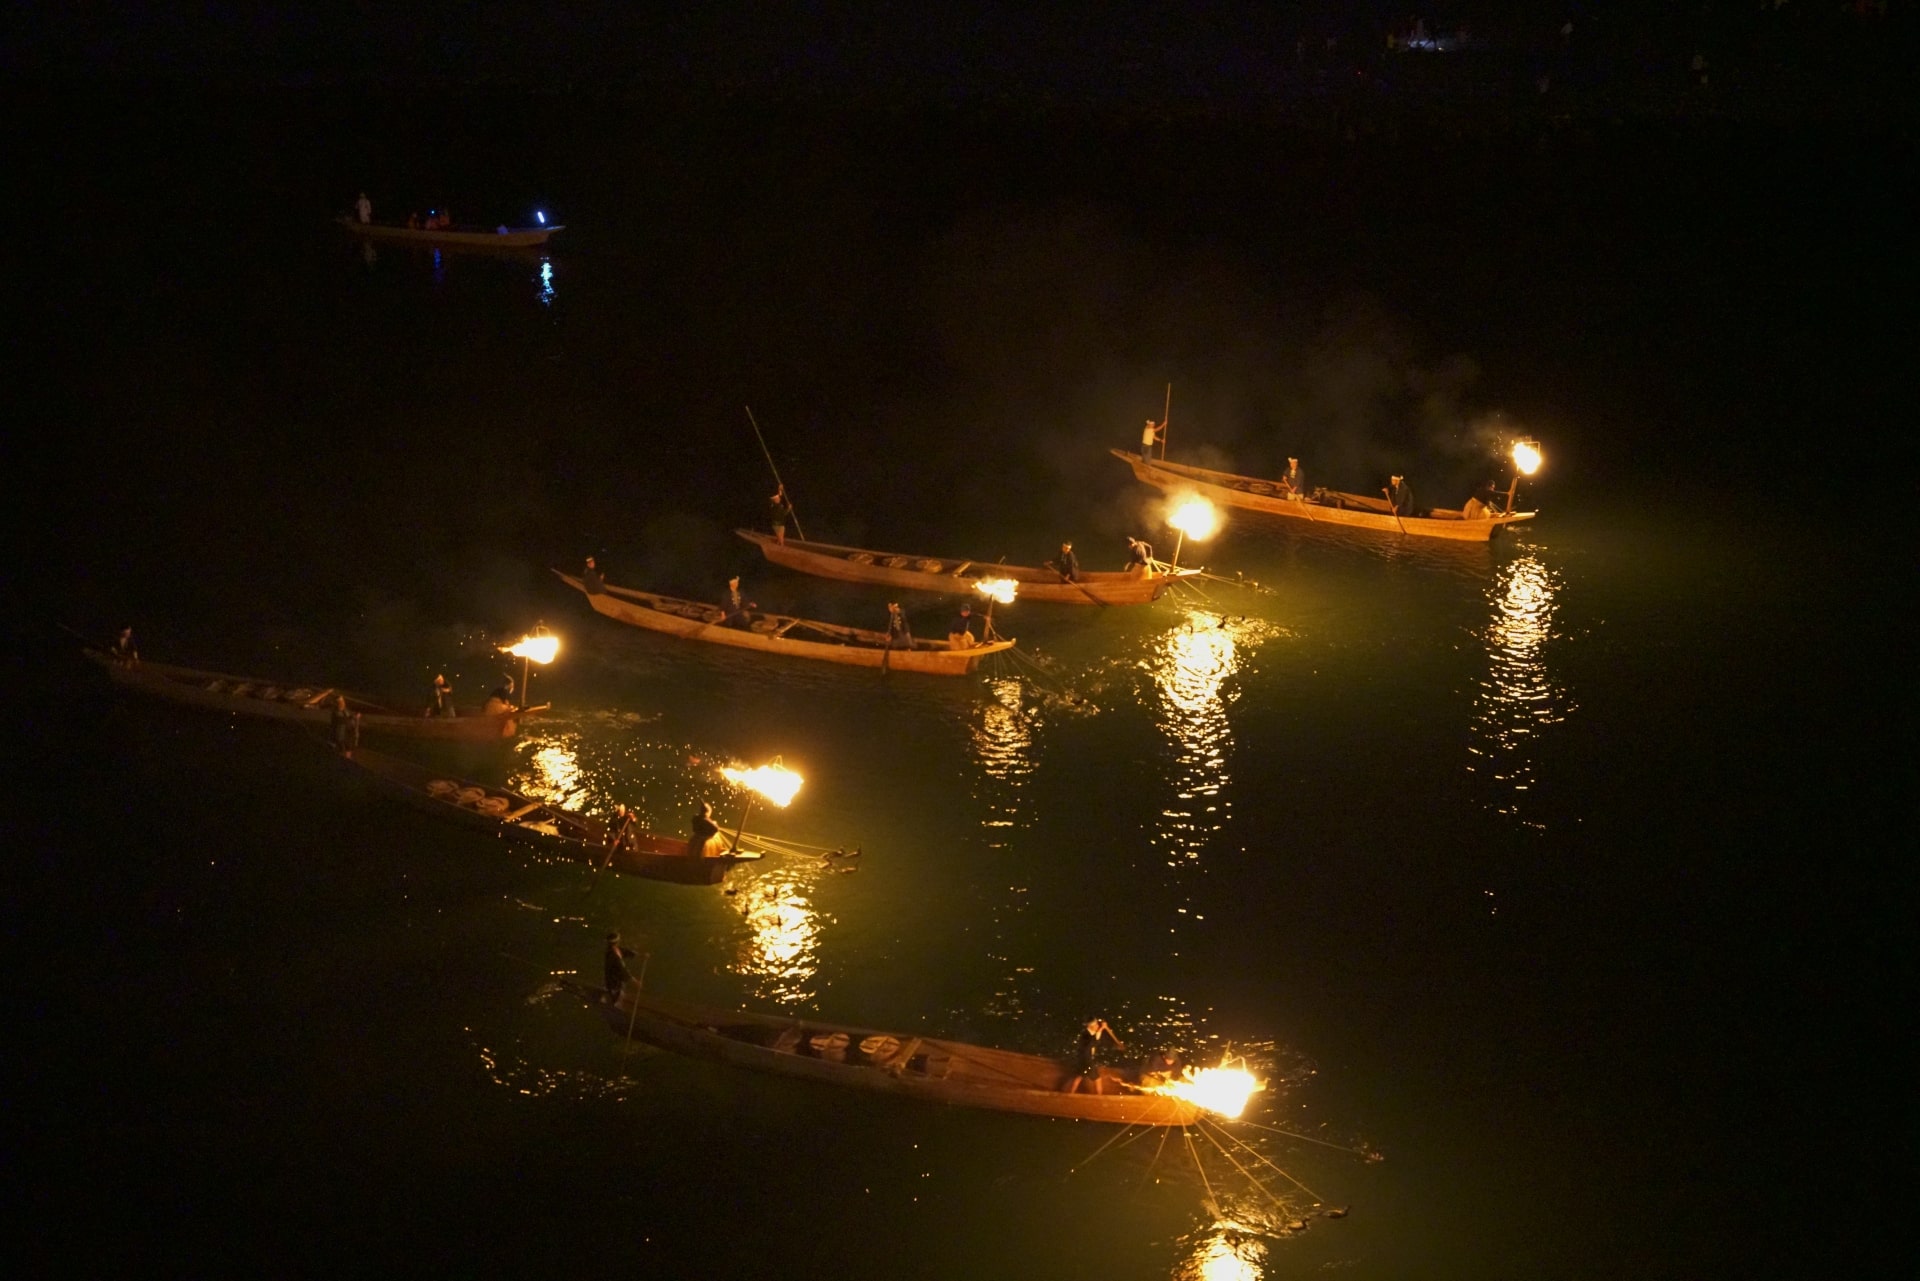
[1112,449,1537,542]
[553,572,1015,676]
[735,529,1195,605]
[84,650,535,742]
[345,745,758,885]
[597,985,1202,1126]
[335,216,563,249]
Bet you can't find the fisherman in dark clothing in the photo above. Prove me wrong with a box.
[1055,541,1081,583]
[719,577,755,629]
[1385,475,1414,516]
[1066,1017,1126,1093]
[582,555,606,595]
[604,931,638,1002]
[606,802,637,855]
[330,695,358,756]
[947,603,976,650]
[431,674,456,717]
[110,626,139,667]
[689,800,723,857]
[885,602,913,650]
[1278,457,1306,498]
[769,485,794,546]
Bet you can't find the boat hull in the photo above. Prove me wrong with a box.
[601,988,1201,1126]
[86,651,529,741]
[1112,450,1535,541]
[554,573,1014,676]
[335,216,562,248]
[346,746,754,885]
[736,530,1188,604]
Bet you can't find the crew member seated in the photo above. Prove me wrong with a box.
[719,576,755,629]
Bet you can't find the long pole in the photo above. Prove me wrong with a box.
[622,952,651,1062]
[744,406,806,542]
[1160,383,1172,460]
[1170,530,1187,569]
[729,796,757,854]
[519,654,529,712]
[1504,473,1520,515]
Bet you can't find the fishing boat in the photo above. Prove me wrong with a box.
[345,745,758,885]
[1112,450,1537,542]
[596,985,1203,1126]
[334,216,563,249]
[552,572,1015,676]
[735,530,1195,605]
[83,650,536,742]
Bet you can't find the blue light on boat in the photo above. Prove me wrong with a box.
[536,210,547,225]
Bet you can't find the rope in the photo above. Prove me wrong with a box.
[1198,1116,1329,1203]
[1229,1115,1377,1156]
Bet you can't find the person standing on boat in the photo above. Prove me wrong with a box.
[355,192,372,224]
[689,801,724,857]
[604,932,638,1002]
[1385,475,1414,516]
[947,603,976,650]
[719,576,755,629]
[769,485,794,547]
[1066,1017,1126,1093]
[606,803,637,855]
[1278,457,1306,499]
[1124,536,1154,574]
[110,626,139,667]
[431,674,456,717]
[582,555,606,595]
[886,603,914,650]
[1141,418,1164,457]
[1055,541,1081,583]
[330,695,360,756]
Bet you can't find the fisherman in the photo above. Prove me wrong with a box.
[688,800,724,857]
[330,695,358,756]
[947,603,976,651]
[1385,475,1414,516]
[581,555,606,595]
[1278,457,1306,499]
[1065,1017,1126,1093]
[719,576,755,629]
[485,675,515,715]
[110,626,139,667]
[431,674,456,717]
[885,602,913,650]
[1124,536,1153,574]
[1141,418,1163,456]
[355,191,372,224]
[1055,541,1081,584]
[1138,1047,1184,1087]
[604,931,638,1002]
[769,485,794,546]
[606,802,637,854]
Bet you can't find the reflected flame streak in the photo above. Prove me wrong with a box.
[968,678,1035,842]
[728,868,826,1004]
[1468,555,1575,824]
[537,257,555,306]
[508,732,589,810]
[1149,614,1242,865]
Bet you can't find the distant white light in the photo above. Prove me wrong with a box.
[536,210,546,225]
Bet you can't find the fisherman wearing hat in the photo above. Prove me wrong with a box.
[1385,475,1414,517]
[885,602,913,650]
[604,931,638,1002]
[431,673,456,718]
[1278,456,1305,500]
[582,555,606,595]
[1055,541,1081,584]
[719,575,755,629]
[947,602,976,651]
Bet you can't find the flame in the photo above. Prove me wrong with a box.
[722,761,804,807]
[1167,497,1219,540]
[974,577,1018,604]
[1147,1063,1264,1120]
[503,634,560,664]
[1511,439,1543,476]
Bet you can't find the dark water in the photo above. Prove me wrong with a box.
[12,89,1906,1277]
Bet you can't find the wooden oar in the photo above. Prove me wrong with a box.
[1383,487,1409,536]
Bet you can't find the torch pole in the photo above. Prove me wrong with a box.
[1160,383,1171,460]
[1504,474,1520,515]
[519,654,530,712]
[729,796,757,854]
[1170,530,1187,570]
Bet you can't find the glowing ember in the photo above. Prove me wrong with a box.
[1511,439,1543,476]
[1166,498,1219,540]
[722,762,804,808]
[503,634,560,664]
[1147,1064,1264,1120]
[973,577,1019,605]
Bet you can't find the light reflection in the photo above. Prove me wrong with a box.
[537,257,555,306]
[1468,554,1574,825]
[1147,612,1245,864]
[1175,1222,1267,1281]
[509,732,589,810]
[728,868,824,1004]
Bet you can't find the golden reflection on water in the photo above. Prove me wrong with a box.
[969,677,1035,840]
[508,732,590,810]
[1469,554,1574,825]
[1174,1221,1267,1280]
[1148,612,1246,864]
[728,866,826,1005]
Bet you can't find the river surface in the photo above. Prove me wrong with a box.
[13,90,1903,1278]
